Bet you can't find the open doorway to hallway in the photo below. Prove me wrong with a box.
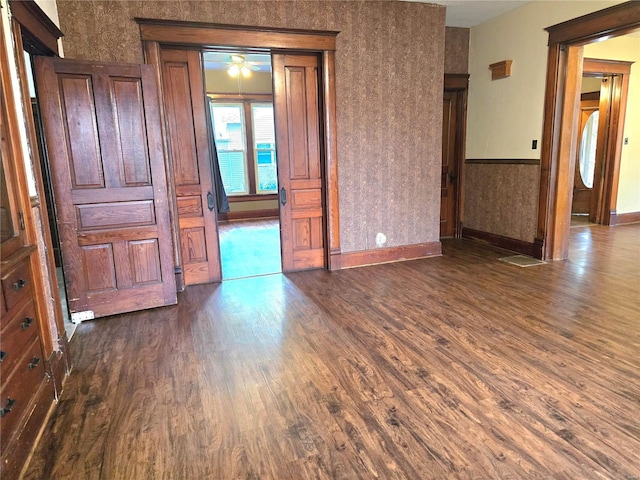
[204,51,282,280]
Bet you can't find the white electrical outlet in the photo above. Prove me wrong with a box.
[71,310,95,324]
[375,232,387,248]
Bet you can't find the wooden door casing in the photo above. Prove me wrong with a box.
[160,48,221,285]
[35,57,176,318]
[571,98,598,215]
[272,54,325,272]
[441,91,458,237]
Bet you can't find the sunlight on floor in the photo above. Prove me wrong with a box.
[219,219,282,280]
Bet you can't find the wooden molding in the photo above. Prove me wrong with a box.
[227,194,277,203]
[546,2,640,46]
[462,227,543,259]
[465,158,540,165]
[136,18,338,51]
[584,58,633,76]
[341,242,442,269]
[489,60,512,80]
[580,91,600,101]
[217,208,279,221]
[444,73,469,90]
[9,0,63,55]
[610,211,640,226]
[142,22,341,275]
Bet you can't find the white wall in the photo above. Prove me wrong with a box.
[466,0,624,159]
[584,34,640,214]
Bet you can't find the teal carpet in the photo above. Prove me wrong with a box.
[219,219,282,280]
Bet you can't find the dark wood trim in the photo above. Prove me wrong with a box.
[444,74,469,238]
[9,0,63,55]
[465,158,541,165]
[217,208,279,221]
[227,194,277,203]
[462,228,544,258]
[141,22,341,274]
[11,18,66,358]
[0,375,54,480]
[539,2,640,259]
[136,18,338,51]
[340,242,442,269]
[143,41,184,292]
[243,102,257,194]
[444,73,469,90]
[323,50,341,270]
[580,91,600,101]
[546,2,640,46]
[610,211,640,226]
[583,57,633,75]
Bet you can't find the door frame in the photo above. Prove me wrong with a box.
[581,58,632,225]
[443,74,469,238]
[136,19,342,272]
[537,2,640,260]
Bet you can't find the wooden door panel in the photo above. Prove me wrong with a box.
[160,48,221,285]
[440,91,457,237]
[273,54,325,272]
[36,57,176,318]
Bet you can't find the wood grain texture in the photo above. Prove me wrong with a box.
[22,223,640,479]
[539,2,640,260]
[56,0,446,253]
[160,48,221,286]
[35,57,177,317]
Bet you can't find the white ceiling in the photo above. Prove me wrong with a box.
[203,52,272,73]
[410,0,530,28]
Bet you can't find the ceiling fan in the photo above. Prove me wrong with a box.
[227,54,260,78]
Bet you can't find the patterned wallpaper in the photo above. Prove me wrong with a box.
[56,0,446,253]
[444,27,469,74]
[464,164,540,242]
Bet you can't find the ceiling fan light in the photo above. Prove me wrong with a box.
[228,64,240,77]
[241,66,251,78]
[231,54,245,64]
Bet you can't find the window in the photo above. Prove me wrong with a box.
[210,100,277,196]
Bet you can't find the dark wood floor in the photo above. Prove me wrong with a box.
[23,224,640,479]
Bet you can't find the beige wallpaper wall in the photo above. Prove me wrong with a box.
[56,0,446,253]
[444,27,469,74]
[464,164,539,242]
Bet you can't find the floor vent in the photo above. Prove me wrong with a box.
[498,255,546,267]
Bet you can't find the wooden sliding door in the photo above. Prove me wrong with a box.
[159,48,221,285]
[272,53,326,272]
[35,58,176,318]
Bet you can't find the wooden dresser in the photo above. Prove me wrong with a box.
[1,7,62,474]
[0,248,53,475]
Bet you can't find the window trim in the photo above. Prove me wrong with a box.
[208,94,276,198]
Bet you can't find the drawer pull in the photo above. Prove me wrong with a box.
[12,279,27,291]
[0,351,6,362]
[28,357,41,370]
[0,398,16,417]
[21,317,34,330]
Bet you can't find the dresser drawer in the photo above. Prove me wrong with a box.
[1,261,32,311]
[0,337,45,451]
[0,300,39,376]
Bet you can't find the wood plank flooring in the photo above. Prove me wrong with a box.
[22,224,640,479]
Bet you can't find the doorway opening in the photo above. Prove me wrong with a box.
[203,50,282,279]
[17,43,74,338]
[538,3,639,260]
